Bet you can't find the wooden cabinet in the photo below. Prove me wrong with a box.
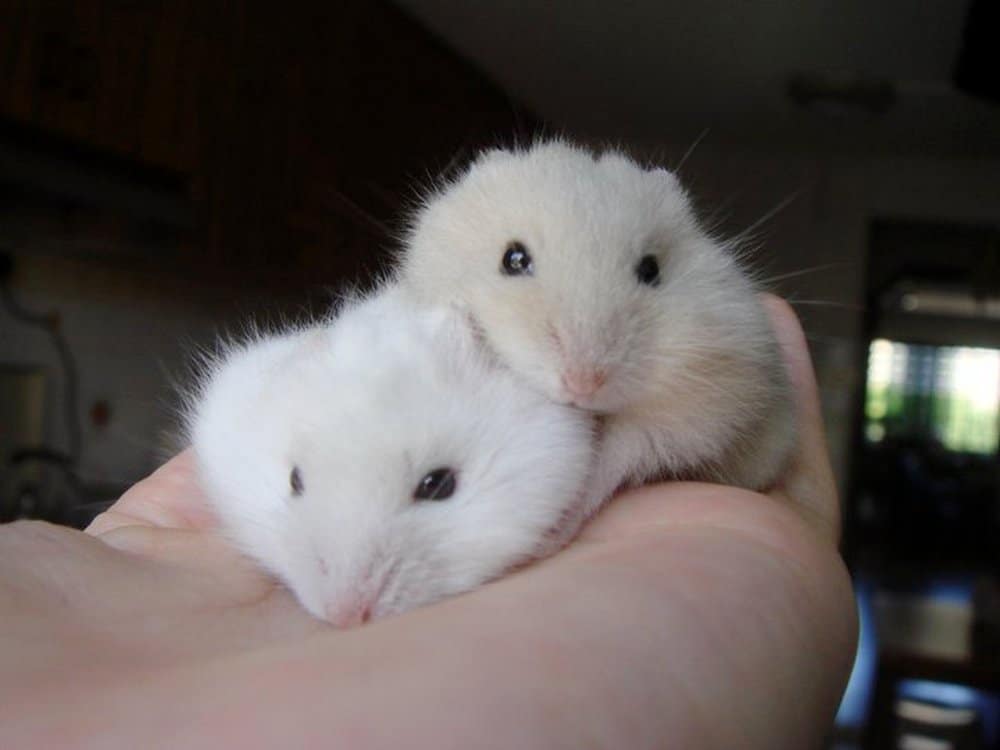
[0,0,535,289]
[0,1,204,173]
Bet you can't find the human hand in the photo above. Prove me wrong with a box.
[0,295,856,749]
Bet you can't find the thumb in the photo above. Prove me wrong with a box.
[761,294,841,543]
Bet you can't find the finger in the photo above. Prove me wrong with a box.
[86,449,217,536]
[759,294,840,542]
[99,525,264,581]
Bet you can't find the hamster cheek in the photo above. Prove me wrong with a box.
[373,558,477,618]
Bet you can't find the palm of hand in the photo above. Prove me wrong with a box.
[2,296,855,748]
[72,451,851,748]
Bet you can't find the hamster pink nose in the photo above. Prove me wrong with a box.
[325,601,373,628]
[561,368,607,399]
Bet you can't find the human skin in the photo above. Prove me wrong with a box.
[0,296,856,749]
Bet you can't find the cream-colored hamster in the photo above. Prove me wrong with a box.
[187,287,594,626]
[399,140,795,528]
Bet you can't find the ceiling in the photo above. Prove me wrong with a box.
[395,0,1000,157]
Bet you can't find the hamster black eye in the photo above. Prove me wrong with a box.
[290,466,304,496]
[413,467,457,501]
[501,241,534,276]
[635,255,661,287]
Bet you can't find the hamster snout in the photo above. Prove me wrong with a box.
[306,550,395,626]
[561,367,607,401]
[321,567,392,626]
[325,600,372,628]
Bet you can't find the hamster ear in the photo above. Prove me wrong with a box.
[648,167,693,208]
[649,166,682,187]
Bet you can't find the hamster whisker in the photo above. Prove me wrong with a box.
[321,186,393,238]
[727,190,801,248]
[673,128,711,174]
[786,297,865,312]
[753,262,854,287]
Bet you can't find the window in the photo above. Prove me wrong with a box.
[866,339,1000,455]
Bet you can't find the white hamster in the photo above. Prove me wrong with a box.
[187,287,595,626]
[399,140,795,527]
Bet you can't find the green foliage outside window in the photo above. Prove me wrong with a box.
[865,340,999,455]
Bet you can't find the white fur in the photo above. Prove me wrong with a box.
[187,286,594,624]
[400,140,796,527]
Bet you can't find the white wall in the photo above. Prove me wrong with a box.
[0,254,301,488]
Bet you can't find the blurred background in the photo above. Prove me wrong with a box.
[0,1,997,747]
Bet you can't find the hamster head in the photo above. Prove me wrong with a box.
[190,291,593,627]
[401,140,754,413]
